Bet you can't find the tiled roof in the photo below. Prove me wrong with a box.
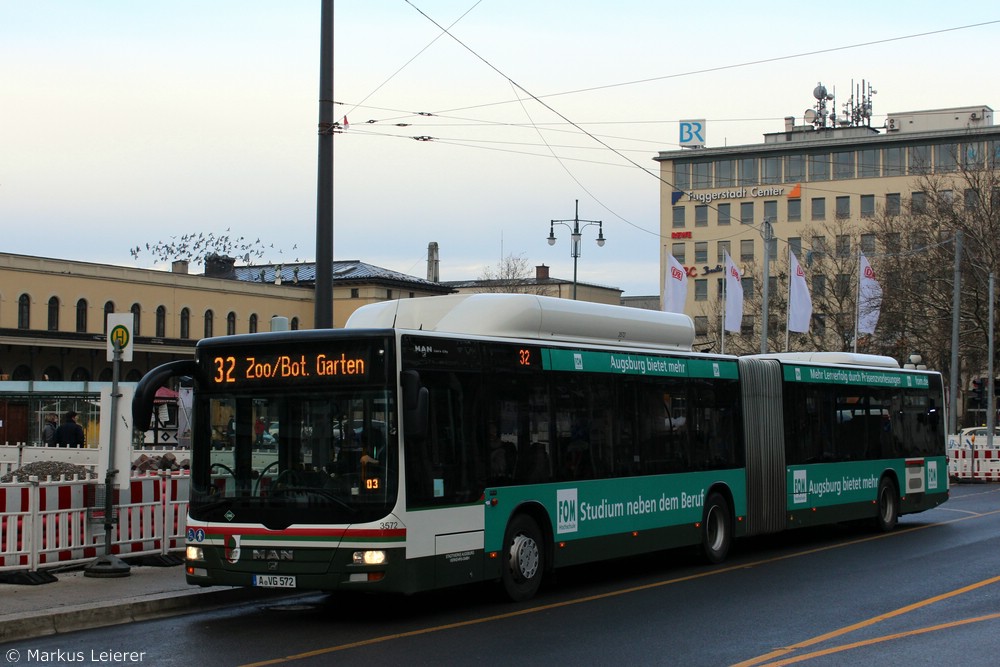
[441,277,621,292]
[231,260,452,292]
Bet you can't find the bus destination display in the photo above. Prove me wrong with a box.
[204,343,382,387]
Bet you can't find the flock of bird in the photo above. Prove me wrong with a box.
[130,228,299,266]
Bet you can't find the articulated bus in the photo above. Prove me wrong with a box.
[132,294,948,601]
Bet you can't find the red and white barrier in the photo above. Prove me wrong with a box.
[0,471,189,574]
[948,430,1000,483]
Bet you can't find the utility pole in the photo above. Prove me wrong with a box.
[314,0,334,328]
[949,231,962,434]
[988,273,995,447]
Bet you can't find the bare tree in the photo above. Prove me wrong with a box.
[861,151,1000,424]
[699,218,892,356]
[476,253,553,295]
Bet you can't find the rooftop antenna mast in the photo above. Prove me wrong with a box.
[842,79,877,127]
[808,83,836,129]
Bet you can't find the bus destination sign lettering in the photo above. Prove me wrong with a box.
[212,352,366,385]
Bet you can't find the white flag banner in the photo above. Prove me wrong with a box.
[857,252,882,335]
[723,251,743,333]
[787,250,812,332]
[663,253,688,314]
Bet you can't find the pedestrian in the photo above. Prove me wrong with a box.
[42,413,59,446]
[54,410,86,448]
[254,417,266,445]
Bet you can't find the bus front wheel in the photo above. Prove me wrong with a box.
[701,492,732,564]
[875,477,899,532]
[501,514,544,602]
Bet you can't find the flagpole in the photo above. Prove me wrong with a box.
[661,245,667,312]
[785,246,792,352]
[853,251,861,353]
[721,270,727,354]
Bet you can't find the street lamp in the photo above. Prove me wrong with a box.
[760,218,773,353]
[548,199,605,300]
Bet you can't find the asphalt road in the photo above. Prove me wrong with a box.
[2,483,999,667]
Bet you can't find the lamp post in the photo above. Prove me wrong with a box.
[548,199,605,300]
[760,218,773,353]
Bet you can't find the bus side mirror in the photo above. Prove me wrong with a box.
[133,360,201,430]
[401,370,428,440]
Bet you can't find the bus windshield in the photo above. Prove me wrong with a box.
[191,387,397,527]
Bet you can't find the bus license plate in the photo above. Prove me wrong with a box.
[252,574,296,588]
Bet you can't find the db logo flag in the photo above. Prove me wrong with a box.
[857,252,882,335]
[723,251,743,333]
[787,250,812,333]
[663,253,688,314]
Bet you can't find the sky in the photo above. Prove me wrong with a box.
[2,2,999,297]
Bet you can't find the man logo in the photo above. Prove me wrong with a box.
[225,534,241,563]
[557,488,578,534]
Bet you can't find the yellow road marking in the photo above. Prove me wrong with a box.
[732,574,1000,667]
[753,611,1000,666]
[239,504,1000,667]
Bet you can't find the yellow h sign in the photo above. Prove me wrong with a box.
[106,313,134,362]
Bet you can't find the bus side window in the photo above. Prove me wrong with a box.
[516,442,550,483]
[405,370,483,507]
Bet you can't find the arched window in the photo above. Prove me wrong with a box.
[130,303,142,336]
[249,313,258,333]
[48,296,59,331]
[204,309,214,338]
[98,368,113,382]
[76,299,88,333]
[125,369,143,382]
[72,367,91,382]
[42,366,61,381]
[291,317,299,330]
[18,294,30,329]
[103,301,115,333]
[156,306,166,338]
[180,307,190,339]
[227,312,236,335]
[12,365,33,381]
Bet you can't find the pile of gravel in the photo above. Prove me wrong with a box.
[1,460,98,483]
[132,452,190,472]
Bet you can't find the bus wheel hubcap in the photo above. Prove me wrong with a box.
[510,534,539,581]
[707,507,727,551]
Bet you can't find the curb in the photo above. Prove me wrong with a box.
[0,586,304,644]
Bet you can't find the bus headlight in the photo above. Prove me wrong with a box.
[353,550,386,565]
[186,546,204,561]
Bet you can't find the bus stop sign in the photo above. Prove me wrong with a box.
[107,313,134,362]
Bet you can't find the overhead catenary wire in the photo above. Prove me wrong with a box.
[340,5,998,278]
[433,19,1000,115]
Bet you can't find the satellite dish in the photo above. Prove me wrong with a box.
[804,109,818,124]
[813,85,827,100]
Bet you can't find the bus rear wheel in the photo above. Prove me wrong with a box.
[875,477,899,532]
[501,514,544,602]
[701,492,732,564]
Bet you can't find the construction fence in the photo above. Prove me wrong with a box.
[0,471,188,575]
[948,429,1000,482]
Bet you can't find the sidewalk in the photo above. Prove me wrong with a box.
[0,562,299,644]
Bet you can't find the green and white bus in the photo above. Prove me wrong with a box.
[133,294,948,601]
